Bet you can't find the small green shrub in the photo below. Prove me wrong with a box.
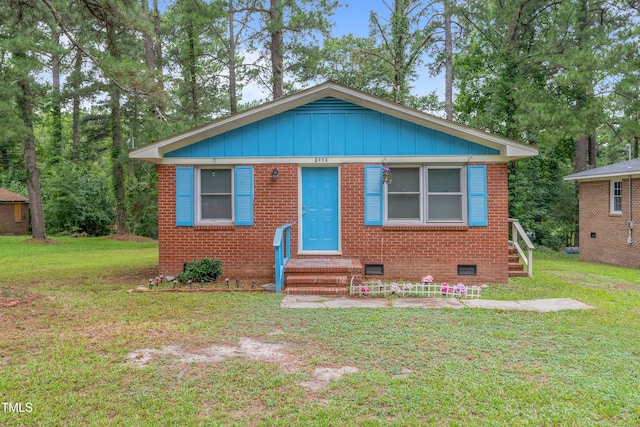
[177,258,223,283]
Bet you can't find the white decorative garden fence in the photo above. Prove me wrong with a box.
[350,282,482,299]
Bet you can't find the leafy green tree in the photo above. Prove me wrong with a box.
[368,0,438,104]
[0,0,53,240]
[163,0,229,124]
[44,161,115,236]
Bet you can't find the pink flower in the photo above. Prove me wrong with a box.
[361,286,370,296]
[454,283,467,296]
[390,283,400,293]
[422,275,434,283]
[441,282,453,294]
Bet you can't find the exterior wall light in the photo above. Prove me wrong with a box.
[272,168,279,179]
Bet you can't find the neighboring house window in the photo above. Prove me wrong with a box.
[611,180,622,214]
[199,168,233,222]
[385,166,466,223]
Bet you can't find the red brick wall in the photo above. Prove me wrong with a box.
[578,178,640,268]
[0,203,29,235]
[158,163,510,284]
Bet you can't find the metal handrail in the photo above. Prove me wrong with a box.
[273,224,291,293]
[509,218,534,277]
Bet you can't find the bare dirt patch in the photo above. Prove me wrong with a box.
[126,337,359,391]
[299,366,359,392]
[126,338,303,373]
[0,287,39,308]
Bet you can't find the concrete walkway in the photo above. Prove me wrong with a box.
[281,296,593,313]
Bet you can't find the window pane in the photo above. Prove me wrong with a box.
[388,168,419,192]
[201,195,232,219]
[612,181,622,212]
[428,195,462,221]
[614,197,622,212]
[388,194,420,220]
[428,169,460,193]
[201,169,231,194]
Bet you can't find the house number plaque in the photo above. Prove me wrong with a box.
[314,157,328,163]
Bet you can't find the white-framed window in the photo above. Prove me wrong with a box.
[611,180,622,214]
[385,166,466,224]
[197,167,233,223]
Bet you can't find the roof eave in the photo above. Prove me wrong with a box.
[129,82,539,162]
[564,170,640,181]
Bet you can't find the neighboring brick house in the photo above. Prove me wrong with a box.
[0,188,29,235]
[564,157,640,269]
[130,82,538,292]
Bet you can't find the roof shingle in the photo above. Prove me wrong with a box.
[0,188,29,202]
[564,158,640,181]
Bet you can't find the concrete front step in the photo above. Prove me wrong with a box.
[284,286,350,296]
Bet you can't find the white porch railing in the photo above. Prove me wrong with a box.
[509,218,534,277]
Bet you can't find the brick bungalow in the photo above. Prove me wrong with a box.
[130,82,538,293]
[564,157,640,268]
[0,188,29,235]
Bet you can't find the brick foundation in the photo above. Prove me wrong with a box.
[158,163,510,284]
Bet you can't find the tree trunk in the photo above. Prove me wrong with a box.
[111,86,129,235]
[392,0,405,104]
[574,134,589,173]
[228,0,238,114]
[588,133,597,168]
[143,0,154,71]
[269,0,283,100]
[51,31,63,163]
[71,51,82,162]
[444,0,453,120]
[17,79,46,240]
[153,0,164,113]
[187,22,199,124]
[143,0,162,119]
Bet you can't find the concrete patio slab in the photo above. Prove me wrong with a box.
[393,298,464,309]
[515,298,593,312]
[280,295,388,309]
[460,300,530,311]
[280,296,593,312]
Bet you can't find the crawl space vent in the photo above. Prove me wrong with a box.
[457,264,477,276]
[364,264,384,275]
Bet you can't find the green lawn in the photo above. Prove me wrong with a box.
[1,237,639,426]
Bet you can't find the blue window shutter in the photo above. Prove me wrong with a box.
[175,166,194,226]
[468,165,488,226]
[364,165,383,226]
[235,166,253,226]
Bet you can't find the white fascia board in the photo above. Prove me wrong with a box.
[158,155,510,165]
[564,171,640,182]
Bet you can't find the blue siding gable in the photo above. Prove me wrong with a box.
[165,98,500,158]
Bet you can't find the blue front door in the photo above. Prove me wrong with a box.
[301,167,339,251]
